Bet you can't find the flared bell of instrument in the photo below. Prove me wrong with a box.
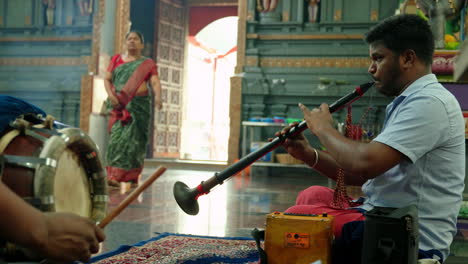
[173,181,200,215]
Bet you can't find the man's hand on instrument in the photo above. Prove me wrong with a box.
[39,212,105,263]
[299,103,334,135]
[273,122,311,162]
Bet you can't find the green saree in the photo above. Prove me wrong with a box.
[106,55,157,183]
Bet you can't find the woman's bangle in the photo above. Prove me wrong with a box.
[312,148,319,168]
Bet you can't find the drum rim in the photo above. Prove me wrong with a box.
[34,127,108,222]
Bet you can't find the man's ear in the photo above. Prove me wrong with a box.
[400,49,416,69]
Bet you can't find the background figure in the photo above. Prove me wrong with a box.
[42,0,55,26]
[256,0,279,12]
[416,0,466,49]
[104,31,163,187]
[77,0,93,16]
[256,0,281,22]
[307,0,320,23]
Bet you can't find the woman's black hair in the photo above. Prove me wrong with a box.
[125,31,144,44]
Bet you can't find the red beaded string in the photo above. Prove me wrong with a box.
[331,104,374,208]
[331,105,353,209]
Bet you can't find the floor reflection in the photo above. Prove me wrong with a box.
[100,165,468,264]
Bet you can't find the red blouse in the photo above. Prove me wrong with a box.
[107,54,158,81]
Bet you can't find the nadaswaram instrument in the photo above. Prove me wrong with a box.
[174,81,375,215]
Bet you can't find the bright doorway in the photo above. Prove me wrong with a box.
[180,16,238,161]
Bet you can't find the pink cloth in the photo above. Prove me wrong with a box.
[285,186,365,238]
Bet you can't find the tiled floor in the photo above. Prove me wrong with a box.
[100,163,468,264]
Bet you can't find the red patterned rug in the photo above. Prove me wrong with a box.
[89,233,259,264]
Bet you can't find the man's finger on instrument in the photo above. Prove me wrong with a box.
[320,103,330,112]
[298,103,310,114]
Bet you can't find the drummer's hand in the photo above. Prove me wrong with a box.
[298,103,334,135]
[271,122,311,161]
[39,212,105,263]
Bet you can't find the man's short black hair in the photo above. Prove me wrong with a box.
[365,14,434,65]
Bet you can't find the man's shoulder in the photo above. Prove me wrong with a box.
[409,82,457,105]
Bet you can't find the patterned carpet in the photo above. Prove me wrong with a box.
[89,233,260,264]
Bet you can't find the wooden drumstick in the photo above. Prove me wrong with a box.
[97,166,167,228]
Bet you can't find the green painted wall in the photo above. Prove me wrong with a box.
[0,0,95,127]
[241,0,399,148]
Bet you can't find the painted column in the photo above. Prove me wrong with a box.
[100,0,117,57]
[85,0,118,153]
[247,0,256,21]
[229,0,248,164]
[297,0,304,23]
[282,0,291,22]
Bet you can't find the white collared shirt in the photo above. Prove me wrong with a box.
[360,74,466,260]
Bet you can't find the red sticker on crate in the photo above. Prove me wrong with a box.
[284,232,310,248]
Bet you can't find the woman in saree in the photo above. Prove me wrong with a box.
[104,31,162,187]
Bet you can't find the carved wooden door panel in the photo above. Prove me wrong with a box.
[152,0,185,158]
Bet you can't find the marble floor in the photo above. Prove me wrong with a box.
[99,162,468,264]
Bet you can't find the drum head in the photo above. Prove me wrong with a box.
[54,149,92,217]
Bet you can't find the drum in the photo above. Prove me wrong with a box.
[0,117,108,260]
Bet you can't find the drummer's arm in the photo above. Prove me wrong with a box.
[0,181,48,250]
[0,181,106,262]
